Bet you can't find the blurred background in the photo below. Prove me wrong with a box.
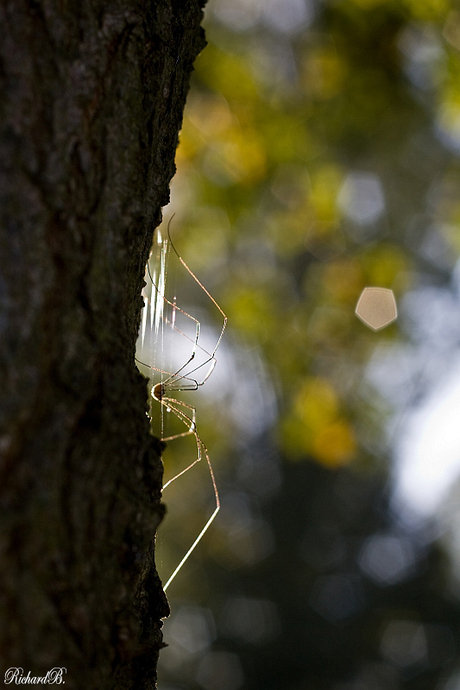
[139,0,460,687]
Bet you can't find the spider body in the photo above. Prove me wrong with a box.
[153,382,165,402]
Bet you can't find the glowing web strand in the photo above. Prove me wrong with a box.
[154,237,168,343]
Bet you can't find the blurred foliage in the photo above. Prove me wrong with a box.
[143,0,460,688]
[170,0,460,470]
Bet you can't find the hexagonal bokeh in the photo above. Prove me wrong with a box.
[355,287,397,331]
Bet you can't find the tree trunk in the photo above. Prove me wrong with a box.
[0,1,206,687]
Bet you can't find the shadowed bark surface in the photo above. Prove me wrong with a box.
[0,1,206,687]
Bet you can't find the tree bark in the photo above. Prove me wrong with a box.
[0,1,206,687]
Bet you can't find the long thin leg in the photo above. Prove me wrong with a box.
[163,432,220,592]
[141,220,227,390]
[135,359,200,391]
[166,218,227,383]
[139,313,213,388]
[158,396,220,592]
[139,315,220,393]
[167,218,227,361]
[160,316,217,386]
[140,244,201,388]
[138,219,225,592]
[147,261,201,370]
[144,265,217,388]
[160,397,200,489]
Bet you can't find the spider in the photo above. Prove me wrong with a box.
[136,218,227,591]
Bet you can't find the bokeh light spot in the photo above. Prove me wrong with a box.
[355,287,397,331]
[338,172,385,228]
[220,597,280,644]
[196,651,245,690]
[380,620,427,668]
[358,533,416,586]
[310,573,363,621]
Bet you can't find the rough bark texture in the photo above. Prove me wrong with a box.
[0,1,206,687]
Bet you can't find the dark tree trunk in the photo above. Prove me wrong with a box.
[0,1,206,687]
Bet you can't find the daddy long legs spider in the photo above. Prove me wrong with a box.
[136,219,227,591]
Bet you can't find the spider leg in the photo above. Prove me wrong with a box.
[160,397,199,489]
[159,318,217,387]
[167,218,227,364]
[137,220,226,592]
[135,359,199,391]
[158,396,220,592]
[147,261,201,369]
[137,321,216,390]
[139,253,201,386]
[142,224,227,390]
